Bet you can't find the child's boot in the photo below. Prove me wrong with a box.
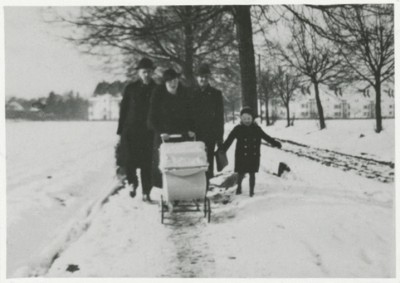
[236,173,244,195]
[249,173,255,197]
[249,186,254,197]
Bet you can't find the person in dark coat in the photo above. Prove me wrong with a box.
[222,107,282,197]
[147,68,195,188]
[191,63,225,183]
[117,58,157,202]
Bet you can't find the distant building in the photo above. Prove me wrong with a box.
[345,86,394,119]
[88,93,122,121]
[294,93,350,119]
[264,84,394,120]
[6,100,24,111]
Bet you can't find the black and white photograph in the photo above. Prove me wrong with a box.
[2,1,397,280]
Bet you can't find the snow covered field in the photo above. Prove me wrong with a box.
[6,121,120,276]
[5,119,395,278]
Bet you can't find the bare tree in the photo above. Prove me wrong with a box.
[50,5,260,110]
[259,69,279,126]
[284,4,394,133]
[49,6,234,85]
[274,67,300,127]
[272,17,345,130]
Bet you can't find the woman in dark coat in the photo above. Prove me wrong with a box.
[222,107,282,197]
[147,68,195,188]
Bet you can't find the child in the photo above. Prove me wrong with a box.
[222,107,282,197]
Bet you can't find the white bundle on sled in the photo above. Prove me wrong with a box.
[159,141,209,176]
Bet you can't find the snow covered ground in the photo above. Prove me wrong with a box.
[6,121,120,277]
[5,119,395,278]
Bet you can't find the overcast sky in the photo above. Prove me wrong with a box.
[5,7,123,99]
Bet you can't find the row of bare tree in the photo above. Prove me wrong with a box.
[257,4,393,132]
[48,4,393,133]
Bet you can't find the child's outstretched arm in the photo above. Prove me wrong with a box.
[221,127,238,152]
[258,127,282,148]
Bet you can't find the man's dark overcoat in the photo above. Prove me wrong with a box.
[117,80,156,169]
[191,85,224,177]
[222,123,280,173]
[147,83,194,187]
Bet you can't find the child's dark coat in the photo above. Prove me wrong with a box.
[223,123,280,173]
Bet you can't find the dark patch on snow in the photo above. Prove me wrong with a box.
[50,252,59,266]
[54,197,66,206]
[66,264,80,273]
[101,184,125,206]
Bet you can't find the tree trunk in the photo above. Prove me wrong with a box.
[313,81,326,130]
[286,103,290,127]
[265,95,270,126]
[374,81,383,133]
[183,7,195,86]
[232,103,236,123]
[233,6,258,116]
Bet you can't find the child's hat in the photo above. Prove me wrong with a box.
[240,106,254,117]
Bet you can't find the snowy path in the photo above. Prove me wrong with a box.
[44,143,394,278]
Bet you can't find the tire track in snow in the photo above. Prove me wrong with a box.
[161,210,216,277]
[264,139,394,183]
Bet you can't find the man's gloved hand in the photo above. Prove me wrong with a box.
[275,141,282,149]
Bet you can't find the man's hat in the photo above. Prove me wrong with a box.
[135,58,155,70]
[196,63,211,76]
[240,106,254,117]
[163,68,180,82]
